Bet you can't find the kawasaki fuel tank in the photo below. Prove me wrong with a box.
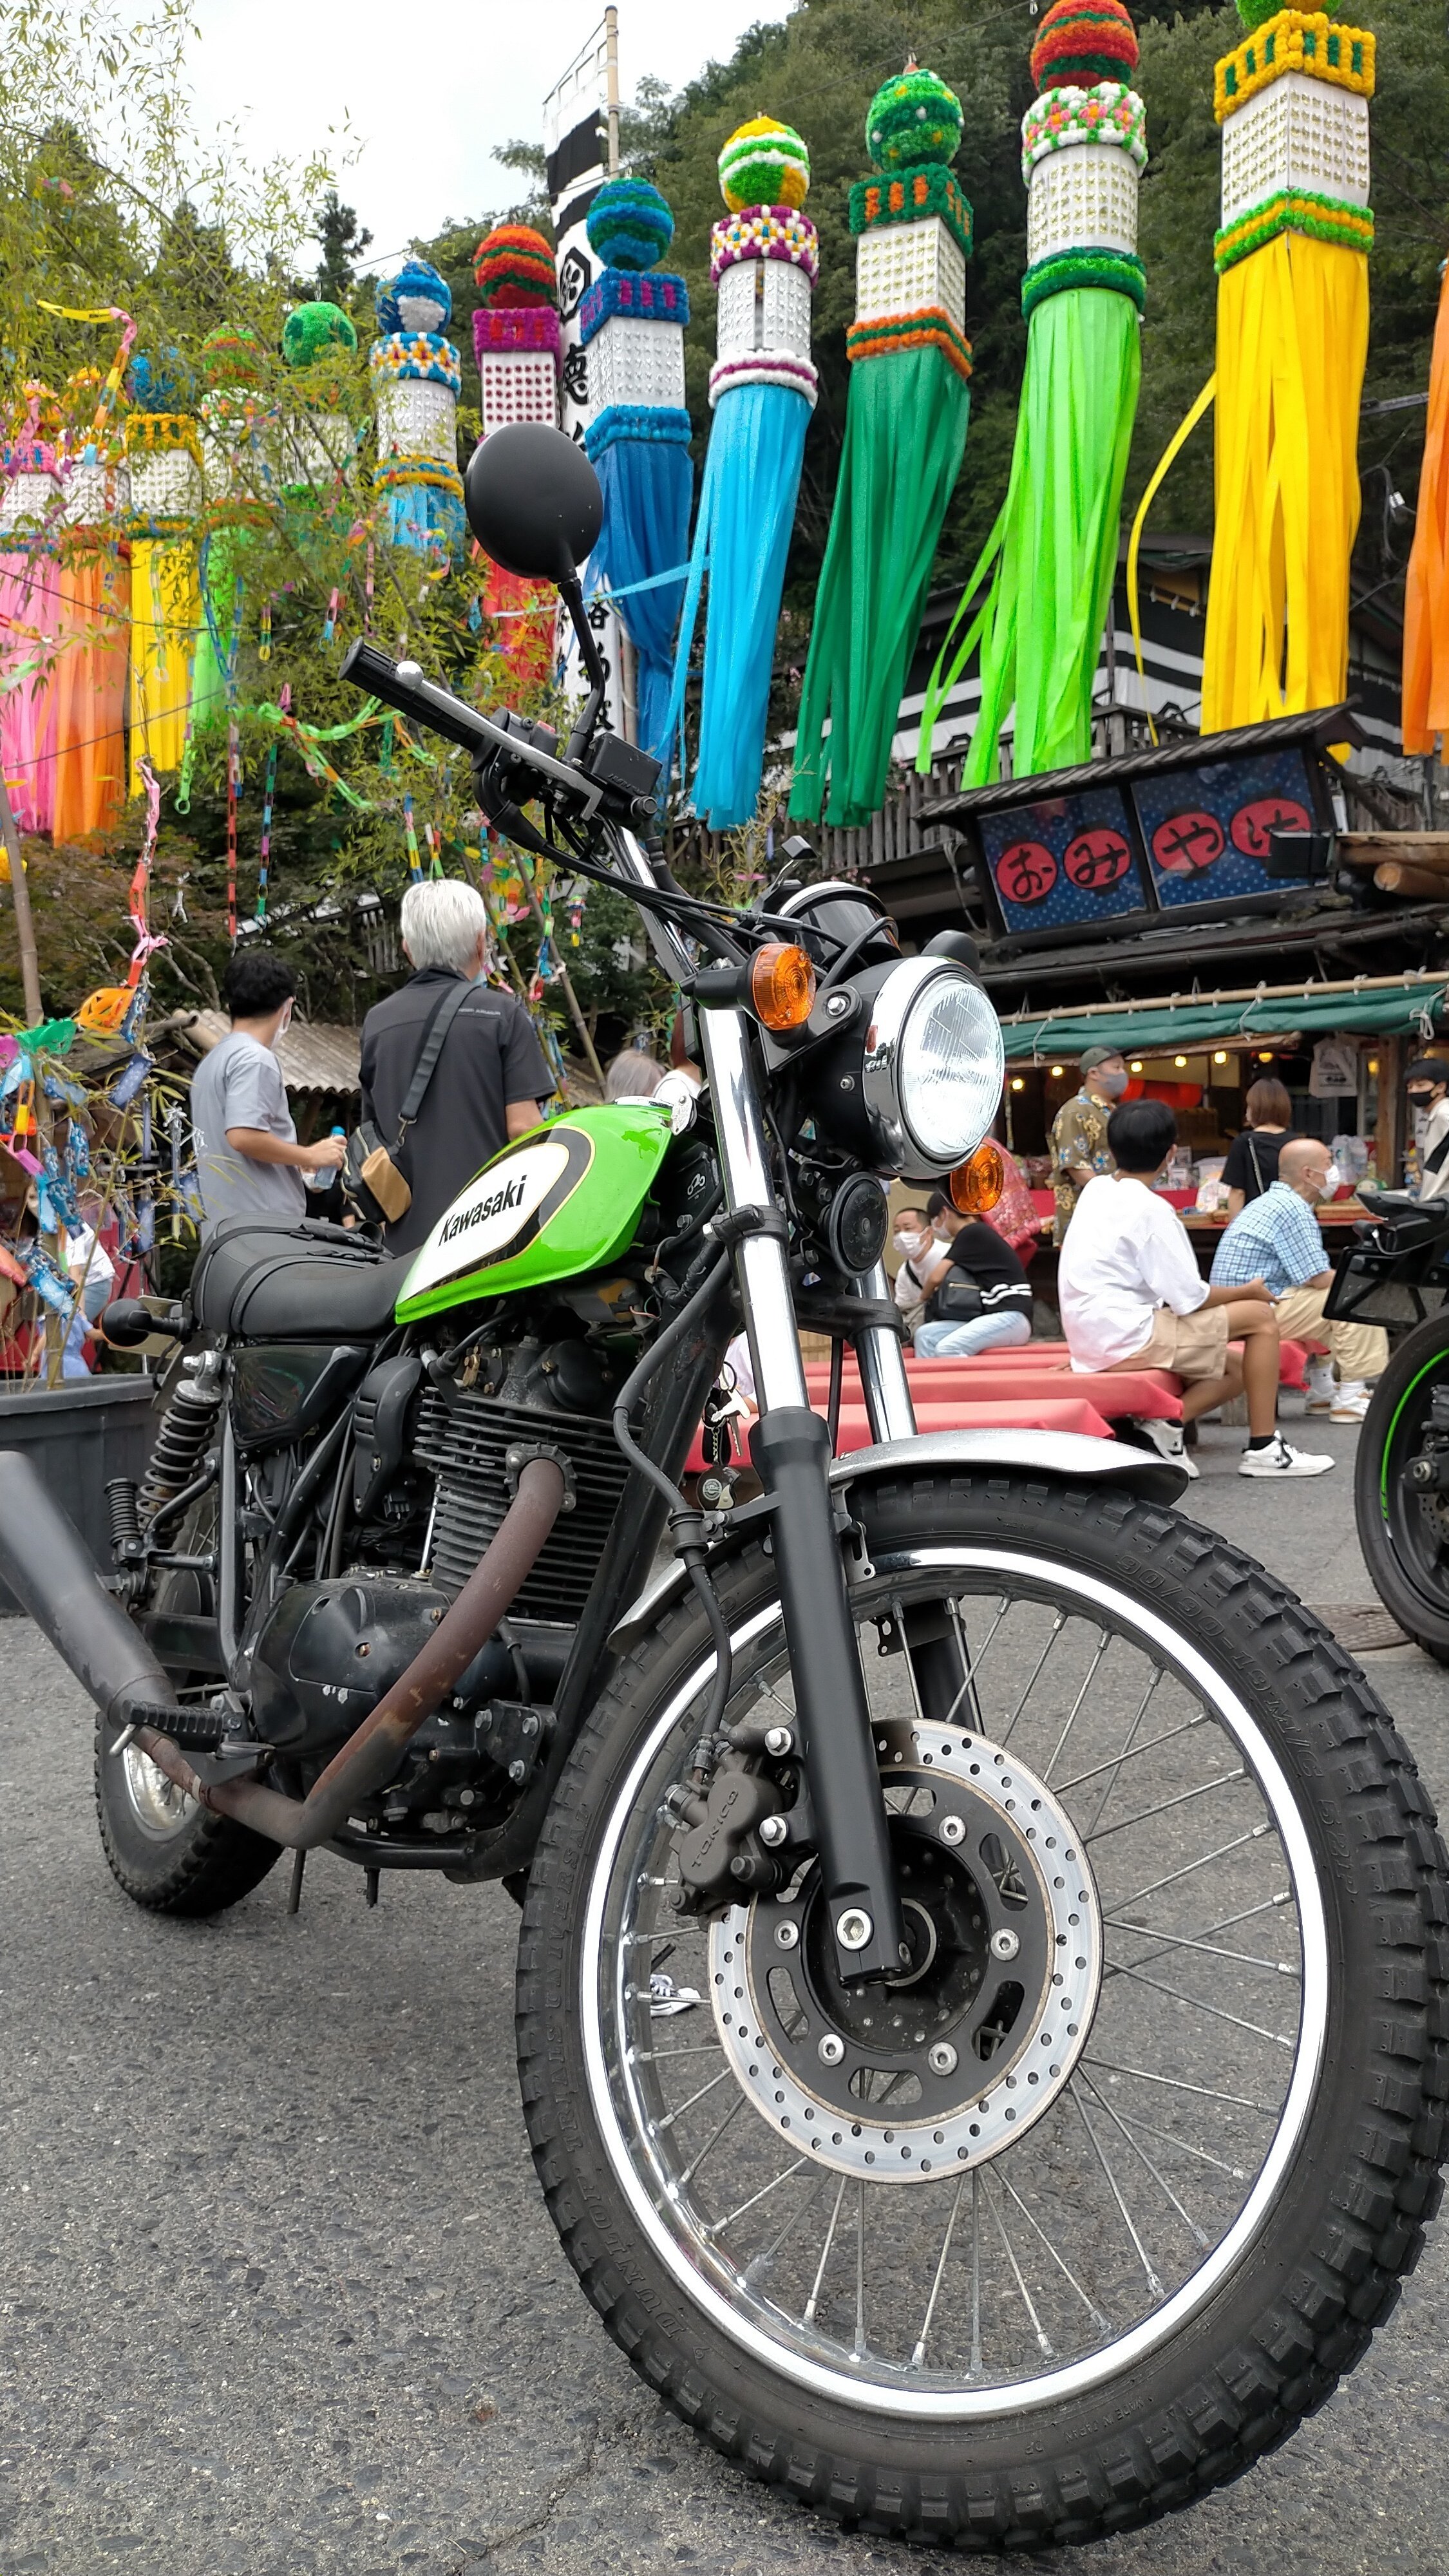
[393,1103,674,1324]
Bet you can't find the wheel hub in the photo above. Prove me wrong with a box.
[708,1726,1101,2179]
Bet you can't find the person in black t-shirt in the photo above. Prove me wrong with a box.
[913,1189,1034,1358]
[358,881,554,1256]
[1222,1076,1294,1216]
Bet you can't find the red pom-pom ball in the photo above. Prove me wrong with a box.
[1030,0,1139,92]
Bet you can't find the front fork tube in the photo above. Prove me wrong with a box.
[699,1009,908,1985]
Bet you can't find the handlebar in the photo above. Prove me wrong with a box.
[339,640,603,811]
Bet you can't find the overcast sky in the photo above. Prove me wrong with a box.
[183,1,784,269]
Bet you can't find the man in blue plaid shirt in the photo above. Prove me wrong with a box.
[1211,1136,1387,1423]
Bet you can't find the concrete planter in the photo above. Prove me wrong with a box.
[0,1376,158,1615]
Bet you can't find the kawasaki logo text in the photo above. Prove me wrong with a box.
[439,1176,527,1245]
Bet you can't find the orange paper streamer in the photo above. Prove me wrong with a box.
[1403,259,1449,761]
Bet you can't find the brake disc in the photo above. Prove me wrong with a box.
[708,1725,1102,2180]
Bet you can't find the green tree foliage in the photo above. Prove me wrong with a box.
[312,189,374,306]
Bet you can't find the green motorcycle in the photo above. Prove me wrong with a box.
[1,426,1443,2552]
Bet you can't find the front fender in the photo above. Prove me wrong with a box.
[607,1428,1188,1655]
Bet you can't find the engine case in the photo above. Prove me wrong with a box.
[249,1575,515,1757]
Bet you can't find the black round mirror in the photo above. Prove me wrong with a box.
[464,424,603,585]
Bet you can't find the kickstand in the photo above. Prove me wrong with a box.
[365,1866,381,1909]
[287,1850,306,1916]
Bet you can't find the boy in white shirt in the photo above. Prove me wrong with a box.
[1058,1097,1332,1481]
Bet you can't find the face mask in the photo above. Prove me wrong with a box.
[1095,1067,1129,1099]
[894,1230,927,1256]
[1408,1092,1435,1112]
[1319,1162,1341,1196]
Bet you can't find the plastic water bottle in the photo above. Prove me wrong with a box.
[306,1124,346,1191]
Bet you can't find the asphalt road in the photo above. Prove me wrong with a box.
[2,1405,1447,2576]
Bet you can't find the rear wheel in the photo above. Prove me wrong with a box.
[1355,1314,1449,1655]
[518,1472,1448,2548]
[94,1491,281,1917]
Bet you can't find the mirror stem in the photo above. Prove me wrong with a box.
[560,574,608,761]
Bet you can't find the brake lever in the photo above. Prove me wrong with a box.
[340,639,604,818]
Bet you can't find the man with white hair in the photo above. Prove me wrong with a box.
[358,879,554,1253]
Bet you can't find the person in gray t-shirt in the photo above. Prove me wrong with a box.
[190,950,346,1233]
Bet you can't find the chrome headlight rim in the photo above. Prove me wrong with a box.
[861,956,1004,1176]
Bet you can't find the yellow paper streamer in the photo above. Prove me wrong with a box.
[1125,374,1217,748]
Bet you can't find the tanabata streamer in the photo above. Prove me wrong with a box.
[194,323,268,730]
[580,178,692,760]
[792,65,972,825]
[371,264,464,563]
[1404,255,1449,762]
[920,4,1146,785]
[124,352,202,791]
[52,359,131,838]
[663,117,819,829]
[1202,4,1375,730]
[0,389,64,833]
[471,225,562,692]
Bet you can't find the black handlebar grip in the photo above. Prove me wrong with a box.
[340,638,404,699]
[99,1298,185,1348]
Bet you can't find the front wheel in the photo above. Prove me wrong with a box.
[517,1471,1448,2549]
[1355,1314,1449,1656]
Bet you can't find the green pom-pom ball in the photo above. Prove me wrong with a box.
[718,115,810,213]
[866,65,963,172]
[281,301,358,368]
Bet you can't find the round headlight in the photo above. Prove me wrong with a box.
[862,960,1005,1173]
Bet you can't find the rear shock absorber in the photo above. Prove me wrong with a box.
[137,1370,223,1526]
[106,1478,142,1569]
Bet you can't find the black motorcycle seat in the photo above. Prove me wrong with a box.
[191,1218,410,1341]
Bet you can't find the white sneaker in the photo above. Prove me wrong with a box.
[1305,1367,1336,1415]
[1128,1415,1199,1478]
[649,1971,701,2019]
[1238,1434,1335,1479]
[1331,1382,1372,1423]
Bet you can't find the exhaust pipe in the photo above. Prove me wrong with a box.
[0,1452,175,1723]
[0,1444,567,1855]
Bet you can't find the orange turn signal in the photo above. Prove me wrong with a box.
[749,942,816,1032]
[950,1142,1005,1216]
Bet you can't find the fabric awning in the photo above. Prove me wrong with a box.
[999,982,1448,1061]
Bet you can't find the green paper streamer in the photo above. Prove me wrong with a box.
[791,345,971,827]
[918,286,1140,784]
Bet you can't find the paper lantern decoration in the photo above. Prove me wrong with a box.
[1201,7,1375,730]
[792,64,972,825]
[371,261,464,560]
[278,300,359,498]
[473,226,562,439]
[920,13,1146,783]
[52,368,129,838]
[580,178,692,759]
[662,118,818,828]
[0,393,63,833]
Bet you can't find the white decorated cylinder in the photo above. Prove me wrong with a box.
[715,256,813,365]
[1027,138,1140,264]
[1220,71,1369,227]
[585,315,687,412]
[62,457,129,527]
[855,217,966,332]
[124,444,203,524]
[375,375,456,467]
[0,469,63,536]
[478,350,560,439]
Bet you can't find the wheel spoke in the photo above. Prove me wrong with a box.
[656,2066,732,2130]
[1043,1627,1110,1782]
[1074,2088,1164,2300]
[710,2154,810,2240]
[1085,2058,1280,2116]
[985,2174,1053,2356]
[998,1609,1066,1747]
[1053,1709,1208,1795]
[804,2173,848,2325]
[1080,1669,1164,1840]
[1114,1823,1271,1915]
[1079,2074,1209,2248]
[909,2174,967,2369]
[853,2178,867,2361]
[1086,1766,1247,1846]
[1109,1961,1295,2050]
[677,2090,744,2185]
[1101,2101,1249,2183]
[993,2163,1112,2331]
[1103,1916,1300,1980]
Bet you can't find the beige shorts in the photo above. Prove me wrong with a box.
[1109,1303,1229,1382]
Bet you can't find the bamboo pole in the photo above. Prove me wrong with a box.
[0,769,43,1027]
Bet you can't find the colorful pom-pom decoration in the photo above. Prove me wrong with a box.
[281,302,359,368]
[586,176,674,272]
[718,115,810,213]
[1237,0,1326,23]
[201,325,266,388]
[473,225,558,308]
[375,258,451,337]
[865,65,963,172]
[1028,0,1139,93]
